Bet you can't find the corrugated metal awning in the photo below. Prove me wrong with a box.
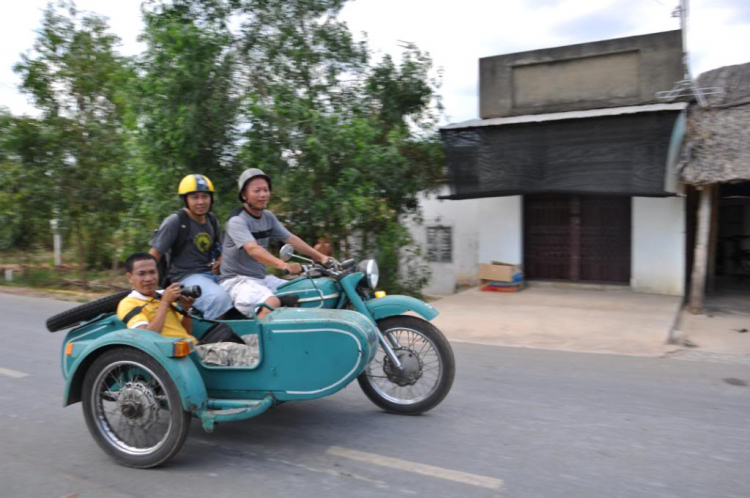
[440,104,687,200]
[441,103,688,130]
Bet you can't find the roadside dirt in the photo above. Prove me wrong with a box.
[0,285,114,303]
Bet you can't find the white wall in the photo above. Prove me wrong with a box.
[632,196,686,296]
[407,186,481,295]
[409,192,523,294]
[412,193,684,296]
[478,196,523,265]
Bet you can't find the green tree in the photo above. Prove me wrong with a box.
[232,1,445,293]
[0,111,58,252]
[13,2,133,286]
[138,0,445,294]
[130,0,240,232]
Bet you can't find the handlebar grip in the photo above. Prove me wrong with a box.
[282,269,290,275]
[341,259,356,269]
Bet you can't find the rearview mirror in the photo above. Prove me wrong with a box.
[279,244,295,262]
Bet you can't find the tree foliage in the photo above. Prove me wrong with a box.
[0,111,58,251]
[11,2,132,284]
[130,1,240,225]
[2,0,445,295]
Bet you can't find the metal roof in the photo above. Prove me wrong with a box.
[441,103,689,130]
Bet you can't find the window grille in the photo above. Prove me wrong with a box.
[426,226,452,263]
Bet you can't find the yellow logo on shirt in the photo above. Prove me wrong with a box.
[194,232,212,254]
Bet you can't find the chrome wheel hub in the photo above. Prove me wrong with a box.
[383,348,423,387]
[117,382,159,428]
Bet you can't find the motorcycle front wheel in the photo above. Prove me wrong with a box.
[81,348,191,468]
[358,315,455,415]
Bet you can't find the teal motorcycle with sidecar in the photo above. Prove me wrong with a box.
[46,255,454,469]
[274,245,455,414]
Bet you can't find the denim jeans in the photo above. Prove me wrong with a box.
[179,272,233,320]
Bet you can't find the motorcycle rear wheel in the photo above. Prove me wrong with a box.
[358,315,455,415]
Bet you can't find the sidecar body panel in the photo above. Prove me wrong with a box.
[60,305,378,419]
[196,307,378,401]
[62,317,208,412]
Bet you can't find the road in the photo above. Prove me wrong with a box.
[1,291,749,498]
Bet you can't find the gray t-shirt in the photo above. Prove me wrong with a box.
[220,208,291,280]
[150,211,221,282]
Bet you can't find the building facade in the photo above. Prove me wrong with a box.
[413,31,690,296]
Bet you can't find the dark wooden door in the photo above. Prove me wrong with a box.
[524,195,631,283]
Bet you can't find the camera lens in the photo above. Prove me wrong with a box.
[180,285,202,298]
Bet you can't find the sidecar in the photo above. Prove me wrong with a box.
[53,302,379,468]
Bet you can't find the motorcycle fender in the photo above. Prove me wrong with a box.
[365,295,439,322]
[63,329,208,412]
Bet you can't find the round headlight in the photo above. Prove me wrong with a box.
[365,259,379,290]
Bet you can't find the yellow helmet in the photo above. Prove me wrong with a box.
[178,174,215,196]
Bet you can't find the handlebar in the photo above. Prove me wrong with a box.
[285,260,356,281]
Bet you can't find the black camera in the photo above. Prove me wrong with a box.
[179,285,202,299]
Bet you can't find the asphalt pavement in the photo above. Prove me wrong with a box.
[1,292,749,498]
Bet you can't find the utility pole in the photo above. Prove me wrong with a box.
[655,0,721,106]
[50,218,62,267]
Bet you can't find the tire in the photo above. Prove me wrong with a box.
[46,291,130,332]
[81,348,191,468]
[358,315,455,415]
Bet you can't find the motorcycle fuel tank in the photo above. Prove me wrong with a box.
[275,276,342,308]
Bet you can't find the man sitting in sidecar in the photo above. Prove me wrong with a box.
[118,252,258,367]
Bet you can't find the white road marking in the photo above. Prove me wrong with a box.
[326,446,504,490]
[0,367,29,378]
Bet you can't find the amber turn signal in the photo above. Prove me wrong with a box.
[65,342,74,356]
[173,340,194,358]
[374,291,387,298]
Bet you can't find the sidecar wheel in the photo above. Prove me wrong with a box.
[82,348,191,468]
[358,316,455,415]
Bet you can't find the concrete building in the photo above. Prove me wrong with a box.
[412,30,690,296]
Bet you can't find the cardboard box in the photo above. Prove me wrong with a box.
[479,261,524,283]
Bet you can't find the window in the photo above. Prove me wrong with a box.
[426,226,452,263]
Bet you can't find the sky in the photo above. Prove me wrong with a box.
[1,0,748,124]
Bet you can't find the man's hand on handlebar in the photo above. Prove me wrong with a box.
[283,262,302,275]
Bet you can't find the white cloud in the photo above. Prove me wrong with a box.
[0,0,143,117]
[1,0,748,123]
[340,0,750,122]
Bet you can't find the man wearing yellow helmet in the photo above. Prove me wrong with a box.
[148,174,233,320]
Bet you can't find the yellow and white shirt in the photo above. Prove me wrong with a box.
[116,290,196,342]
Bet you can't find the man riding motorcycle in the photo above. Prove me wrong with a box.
[149,174,233,320]
[219,168,332,318]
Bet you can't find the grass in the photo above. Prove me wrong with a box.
[0,250,129,294]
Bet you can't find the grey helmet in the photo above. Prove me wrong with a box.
[237,168,272,202]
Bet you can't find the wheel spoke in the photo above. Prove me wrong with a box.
[91,360,174,456]
[364,324,446,406]
[417,341,432,355]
